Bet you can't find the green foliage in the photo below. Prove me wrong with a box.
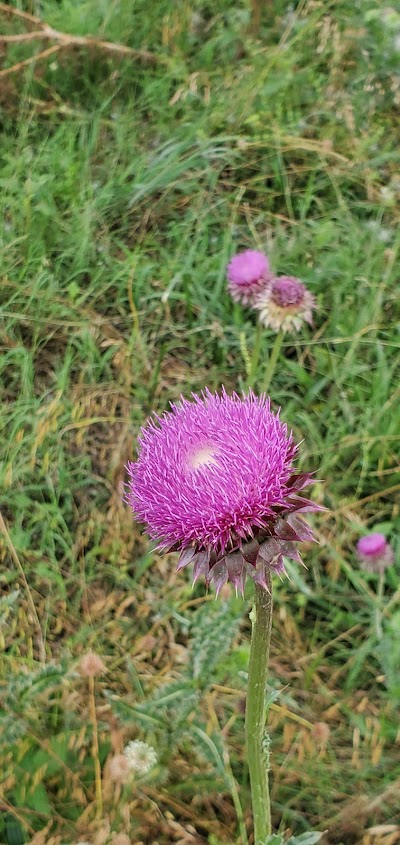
[104,599,243,776]
[190,598,243,686]
[0,0,400,841]
[377,611,400,701]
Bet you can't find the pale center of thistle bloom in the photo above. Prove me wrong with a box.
[188,444,220,471]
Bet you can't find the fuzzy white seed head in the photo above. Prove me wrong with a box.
[123,740,158,774]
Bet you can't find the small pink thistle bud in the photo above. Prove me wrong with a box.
[312,721,330,746]
[79,652,107,677]
[255,275,315,333]
[356,533,394,573]
[126,389,322,595]
[227,250,271,304]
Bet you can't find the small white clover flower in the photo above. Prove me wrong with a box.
[123,740,158,774]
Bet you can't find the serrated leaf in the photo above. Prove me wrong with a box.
[190,599,242,685]
[191,726,226,777]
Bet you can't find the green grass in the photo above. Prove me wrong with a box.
[1,0,400,842]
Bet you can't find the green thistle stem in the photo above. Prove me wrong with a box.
[262,330,284,394]
[375,571,385,640]
[249,321,263,387]
[245,575,273,844]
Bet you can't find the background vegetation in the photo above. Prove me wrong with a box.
[0,0,399,843]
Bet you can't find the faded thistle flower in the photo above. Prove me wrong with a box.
[126,390,321,596]
[79,652,106,677]
[227,249,271,304]
[109,754,131,784]
[312,721,331,746]
[356,533,394,574]
[255,275,315,333]
[123,740,158,774]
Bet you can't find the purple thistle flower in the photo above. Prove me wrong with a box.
[255,275,315,333]
[126,390,322,595]
[356,533,394,574]
[227,250,271,305]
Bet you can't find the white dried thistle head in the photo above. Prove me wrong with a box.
[123,740,158,774]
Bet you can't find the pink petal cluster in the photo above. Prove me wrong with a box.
[356,533,394,573]
[126,390,321,595]
[255,276,315,333]
[227,250,271,304]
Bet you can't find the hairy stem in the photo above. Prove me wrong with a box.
[245,575,273,844]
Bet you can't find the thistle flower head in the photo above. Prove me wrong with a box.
[356,533,394,573]
[126,390,321,595]
[123,741,158,774]
[227,249,270,304]
[255,275,315,333]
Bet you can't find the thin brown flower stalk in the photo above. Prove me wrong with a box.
[249,0,262,34]
[88,673,103,818]
[0,1,159,79]
[248,0,274,35]
[0,511,46,664]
